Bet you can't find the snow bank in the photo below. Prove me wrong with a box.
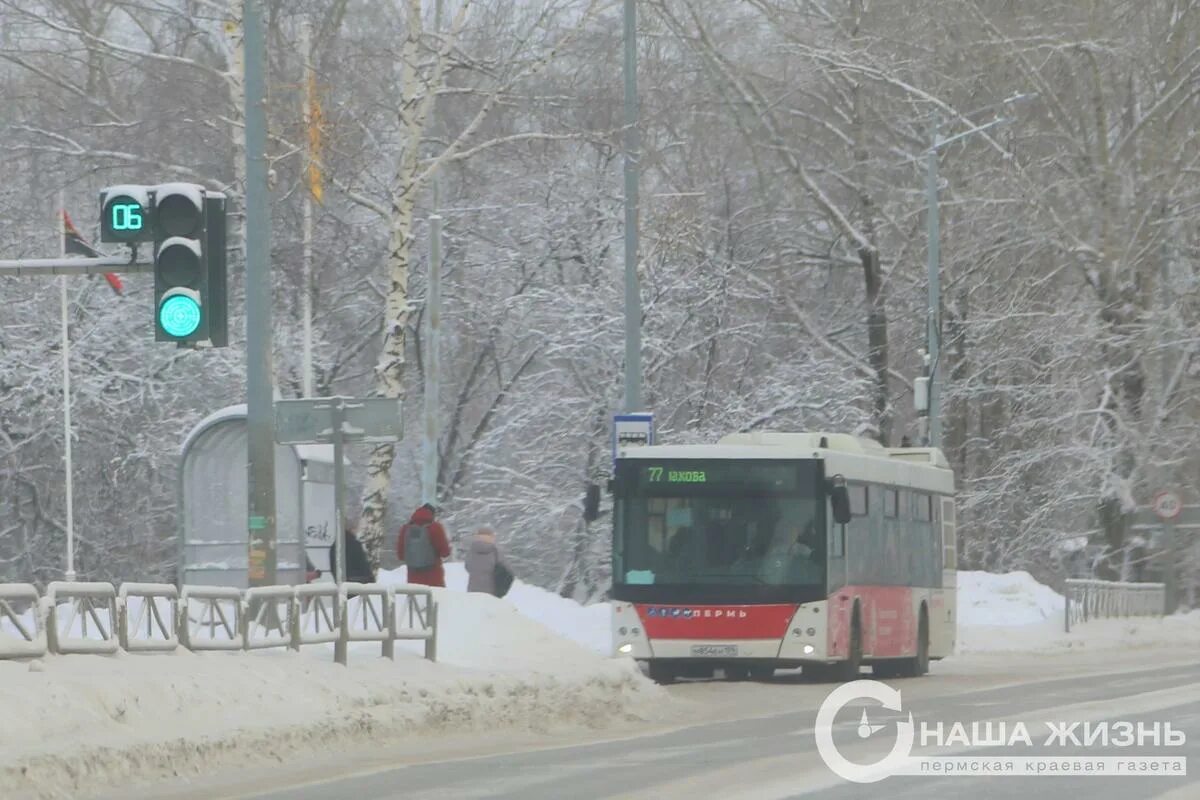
[381,563,613,655]
[956,570,1065,627]
[0,585,663,800]
[954,569,1200,655]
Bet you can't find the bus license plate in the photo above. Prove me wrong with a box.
[691,644,738,657]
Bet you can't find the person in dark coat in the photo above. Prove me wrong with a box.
[329,520,376,584]
[396,503,451,587]
[464,526,511,596]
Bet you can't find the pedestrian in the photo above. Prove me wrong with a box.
[396,503,451,587]
[304,554,322,583]
[464,526,514,597]
[329,519,376,584]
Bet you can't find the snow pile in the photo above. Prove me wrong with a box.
[954,570,1200,655]
[956,570,1065,627]
[0,586,663,800]
[381,563,613,655]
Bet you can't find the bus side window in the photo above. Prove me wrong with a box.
[829,509,845,558]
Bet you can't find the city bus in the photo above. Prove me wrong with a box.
[610,431,956,683]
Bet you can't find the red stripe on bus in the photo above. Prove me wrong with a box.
[634,604,799,640]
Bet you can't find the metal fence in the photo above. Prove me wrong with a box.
[1065,578,1166,632]
[118,583,179,652]
[0,582,438,663]
[46,581,120,656]
[181,586,245,651]
[0,583,45,658]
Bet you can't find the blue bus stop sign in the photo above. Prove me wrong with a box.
[613,412,654,467]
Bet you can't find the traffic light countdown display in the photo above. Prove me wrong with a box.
[99,184,227,347]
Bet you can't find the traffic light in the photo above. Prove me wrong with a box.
[98,182,229,347]
[153,183,209,342]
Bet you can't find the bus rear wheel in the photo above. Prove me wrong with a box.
[724,665,750,681]
[896,611,930,678]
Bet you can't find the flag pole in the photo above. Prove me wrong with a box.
[58,191,76,582]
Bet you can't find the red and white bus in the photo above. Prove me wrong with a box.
[610,431,956,683]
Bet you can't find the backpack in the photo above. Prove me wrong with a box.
[404,523,438,571]
[493,562,514,597]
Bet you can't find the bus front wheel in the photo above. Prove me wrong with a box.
[833,610,863,681]
[647,661,677,685]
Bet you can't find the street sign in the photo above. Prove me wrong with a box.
[273,396,403,617]
[613,412,654,465]
[275,397,402,445]
[1153,490,1183,522]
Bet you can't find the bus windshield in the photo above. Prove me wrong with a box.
[614,460,824,591]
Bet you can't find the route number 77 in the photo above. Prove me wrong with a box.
[648,467,663,482]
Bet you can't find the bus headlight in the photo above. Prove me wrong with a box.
[803,644,815,655]
[618,643,633,655]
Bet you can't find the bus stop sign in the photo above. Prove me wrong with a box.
[613,412,654,465]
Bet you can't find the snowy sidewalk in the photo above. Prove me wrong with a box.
[0,586,664,800]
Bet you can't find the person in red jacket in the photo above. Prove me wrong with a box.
[396,503,451,586]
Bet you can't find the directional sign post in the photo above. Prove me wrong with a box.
[275,396,402,665]
[1153,491,1182,614]
[1132,492,1193,614]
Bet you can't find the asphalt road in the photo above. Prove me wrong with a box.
[133,654,1200,800]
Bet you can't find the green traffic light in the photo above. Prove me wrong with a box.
[159,294,202,338]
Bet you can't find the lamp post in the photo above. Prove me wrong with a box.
[922,96,1033,448]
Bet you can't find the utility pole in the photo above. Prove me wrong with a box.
[422,0,444,506]
[920,98,1033,449]
[301,19,315,398]
[1160,200,1178,614]
[622,0,642,413]
[925,117,942,449]
[243,0,277,586]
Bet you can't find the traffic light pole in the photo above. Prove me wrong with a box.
[0,257,151,275]
[243,0,277,587]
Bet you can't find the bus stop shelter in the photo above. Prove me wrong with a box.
[178,404,340,587]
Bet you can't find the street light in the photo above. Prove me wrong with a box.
[923,94,1035,449]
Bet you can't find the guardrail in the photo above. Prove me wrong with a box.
[119,583,179,652]
[296,584,342,648]
[1065,578,1165,632]
[180,586,245,651]
[45,581,119,655]
[0,582,439,664]
[0,583,46,658]
[392,584,438,662]
[244,586,296,651]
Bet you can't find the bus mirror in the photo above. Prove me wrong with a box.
[584,483,602,522]
[829,477,852,525]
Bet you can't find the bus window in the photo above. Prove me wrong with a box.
[884,488,899,519]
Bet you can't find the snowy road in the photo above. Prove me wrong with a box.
[110,651,1200,800]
